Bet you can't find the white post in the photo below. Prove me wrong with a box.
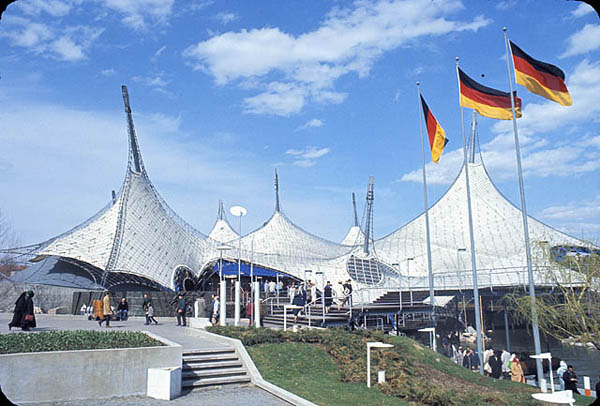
[219,278,227,326]
[367,345,371,388]
[253,281,260,326]
[234,280,241,326]
[283,305,288,331]
[584,376,591,397]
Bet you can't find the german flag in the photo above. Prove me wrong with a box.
[459,68,522,120]
[421,95,448,163]
[510,41,572,106]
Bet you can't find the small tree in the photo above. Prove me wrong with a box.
[506,242,600,350]
[0,209,20,278]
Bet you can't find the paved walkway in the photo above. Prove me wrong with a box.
[0,313,289,406]
[27,385,288,406]
[0,313,232,350]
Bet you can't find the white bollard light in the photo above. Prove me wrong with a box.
[540,378,547,393]
[584,376,591,397]
[378,370,386,384]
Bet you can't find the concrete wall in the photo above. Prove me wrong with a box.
[0,332,182,404]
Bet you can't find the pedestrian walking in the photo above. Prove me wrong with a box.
[211,295,220,324]
[8,292,27,331]
[489,350,503,379]
[510,357,525,383]
[324,281,333,313]
[501,349,511,379]
[336,281,345,310]
[343,279,353,307]
[21,291,36,331]
[556,361,568,391]
[146,302,158,325]
[562,365,581,395]
[98,291,111,327]
[142,293,151,325]
[176,293,187,326]
[196,293,207,318]
[117,297,128,321]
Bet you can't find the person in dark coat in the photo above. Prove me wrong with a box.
[117,297,129,321]
[176,294,187,326]
[142,293,151,325]
[489,351,503,379]
[324,281,333,313]
[21,290,36,331]
[8,292,27,331]
[562,365,581,395]
[292,284,307,322]
[590,376,600,406]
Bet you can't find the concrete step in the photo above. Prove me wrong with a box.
[183,348,235,356]
[182,367,247,379]
[182,375,251,388]
[183,353,239,363]
[182,360,242,370]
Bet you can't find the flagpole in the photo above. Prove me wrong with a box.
[503,27,543,385]
[455,57,484,374]
[416,82,436,332]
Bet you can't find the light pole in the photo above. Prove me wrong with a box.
[366,342,394,388]
[230,205,247,327]
[457,248,467,327]
[406,257,414,305]
[217,245,232,326]
[316,270,325,325]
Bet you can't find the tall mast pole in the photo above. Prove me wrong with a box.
[416,82,436,323]
[363,177,374,256]
[274,169,280,212]
[470,111,477,164]
[455,59,484,374]
[352,192,359,227]
[503,27,543,385]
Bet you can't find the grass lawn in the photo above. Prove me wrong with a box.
[248,342,404,406]
[211,326,597,406]
[0,330,164,354]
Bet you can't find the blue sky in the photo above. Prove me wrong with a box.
[1,0,599,247]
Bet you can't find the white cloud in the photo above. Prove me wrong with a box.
[571,3,595,18]
[154,45,166,57]
[243,82,306,116]
[401,59,600,185]
[17,0,79,17]
[215,12,238,24]
[296,118,324,131]
[101,0,175,31]
[540,195,600,221]
[132,74,169,88]
[101,68,116,76]
[561,24,600,58]
[0,17,103,61]
[183,0,490,115]
[285,146,330,167]
[495,0,516,11]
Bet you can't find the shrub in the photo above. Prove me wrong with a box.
[0,330,164,354]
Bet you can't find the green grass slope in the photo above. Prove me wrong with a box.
[209,326,595,406]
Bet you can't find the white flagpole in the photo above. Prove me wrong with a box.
[416,82,436,328]
[503,27,543,385]
[455,58,484,374]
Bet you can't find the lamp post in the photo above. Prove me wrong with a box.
[406,257,414,305]
[230,205,247,327]
[316,270,325,325]
[217,245,232,326]
[366,342,394,388]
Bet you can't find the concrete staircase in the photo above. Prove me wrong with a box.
[181,348,251,389]
[262,304,350,328]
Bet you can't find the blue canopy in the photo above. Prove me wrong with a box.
[212,261,283,278]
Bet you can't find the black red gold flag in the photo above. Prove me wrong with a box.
[510,41,572,106]
[459,68,522,120]
[420,95,448,163]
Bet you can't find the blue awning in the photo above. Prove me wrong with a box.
[211,261,285,278]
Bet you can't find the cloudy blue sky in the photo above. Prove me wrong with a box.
[0,0,599,247]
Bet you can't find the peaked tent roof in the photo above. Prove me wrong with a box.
[341,226,366,246]
[208,201,239,243]
[14,86,211,290]
[374,162,585,290]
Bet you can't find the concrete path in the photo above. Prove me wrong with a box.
[0,313,290,405]
[0,313,231,350]
[27,385,288,406]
